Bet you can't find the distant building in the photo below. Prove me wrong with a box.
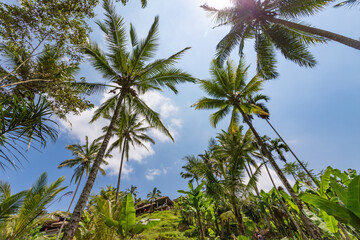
[135,196,174,215]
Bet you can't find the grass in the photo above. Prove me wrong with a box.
[135,209,197,239]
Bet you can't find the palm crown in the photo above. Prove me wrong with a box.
[58,136,109,183]
[147,187,161,202]
[88,0,194,139]
[202,0,360,79]
[104,107,155,160]
[193,59,268,129]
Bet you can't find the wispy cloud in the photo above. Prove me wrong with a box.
[145,167,168,181]
[59,91,182,177]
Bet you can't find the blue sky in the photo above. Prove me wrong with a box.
[3,0,360,212]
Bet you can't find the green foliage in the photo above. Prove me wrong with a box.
[58,136,109,184]
[0,0,102,118]
[99,193,160,239]
[300,167,360,230]
[0,0,97,62]
[137,210,196,239]
[0,45,97,118]
[0,173,66,239]
[0,95,58,170]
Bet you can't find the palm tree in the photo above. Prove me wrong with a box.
[56,136,109,240]
[126,185,138,201]
[62,0,194,238]
[334,0,360,7]
[0,173,66,240]
[250,93,320,187]
[0,181,26,224]
[101,108,155,204]
[147,187,161,215]
[268,137,289,163]
[202,0,360,79]
[180,155,204,185]
[193,59,321,239]
[282,162,300,181]
[212,129,262,235]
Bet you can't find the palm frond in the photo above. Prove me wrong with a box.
[278,0,333,17]
[255,32,278,80]
[130,96,173,141]
[130,16,160,73]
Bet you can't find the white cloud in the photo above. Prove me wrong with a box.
[251,164,295,192]
[145,167,169,181]
[141,91,183,142]
[145,169,162,181]
[59,91,182,177]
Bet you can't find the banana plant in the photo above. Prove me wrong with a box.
[178,181,207,240]
[300,167,360,230]
[100,193,159,240]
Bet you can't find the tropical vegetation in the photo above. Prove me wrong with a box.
[0,0,359,239]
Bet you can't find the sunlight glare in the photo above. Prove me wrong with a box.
[204,0,233,9]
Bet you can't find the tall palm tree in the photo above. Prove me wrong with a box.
[62,0,194,238]
[147,187,161,215]
[250,93,320,187]
[212,129,262,235]
[202,0,360,79]
[101,108,155,204]
[56,136,109,240]
[229,127,274,232]
[193,59,321,238]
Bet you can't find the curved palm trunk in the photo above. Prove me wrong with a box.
[264,119,319,187]
[269,17,360,50]
[236,106,321,239]
[263,161,308,240]
[56,171,84,240]
[115,140,127,204]
[244,163,273,232]
[62,93,126,240]
[196,208,206,240]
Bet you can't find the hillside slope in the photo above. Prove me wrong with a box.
[136,210,197,239]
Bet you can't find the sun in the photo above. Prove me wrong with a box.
[204,0,232,9]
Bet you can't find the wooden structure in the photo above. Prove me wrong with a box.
[135,196,173,215]
[39,216,67,235]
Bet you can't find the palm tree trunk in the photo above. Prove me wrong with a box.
[196,208,206,240]
[56,171,84,240]
[236,106,321,239]
[150,200,153,215]
[244,163,273,232]
[115,140,127,204]
[62,93,126,240]
[265,119,319,187]
[220,219,225,239]
[268,17,360,50]
[231,198,245,235]
[263,161,308,240]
